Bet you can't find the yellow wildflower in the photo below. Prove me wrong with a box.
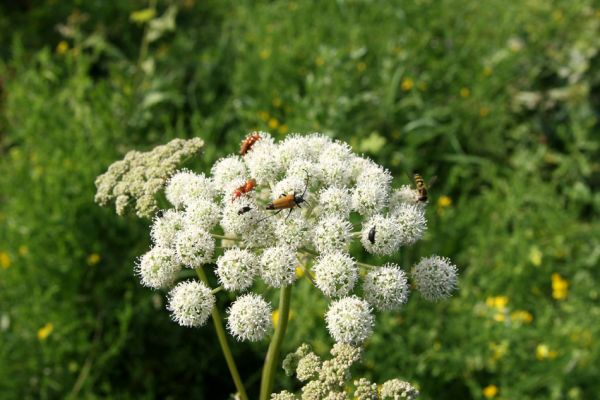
[493,313,505,322]
[460,87,470,98]
[272,309,294,328]
[259,49,271,60]
[56,41,69,55]
[18,245,29,256]
[551,273,568,300]
[437,196,452,208]
[511,310,533,324]
[489,342,507,361]
[483,385,498,399]
[536,344,557,360]
[295,266,305,279]
[0,252,10,269]
[87,253,101,266]
[268,118,280,129]
[486,296,508,309]
[401,78,414,91]
[38,323,54,341]
[278,124,289,135]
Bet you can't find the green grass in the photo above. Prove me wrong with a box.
[0,0,599,399]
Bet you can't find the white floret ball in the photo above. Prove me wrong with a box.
[216,248,258,291]
[185,199,221,230]
[165,170,216,208]
[174,226,215,268]
[412,255,458,301]
[211,156,248,191]
[259,246,297,288]
[167,280,215,327]
[325,296,374,344]
[274,212,312,249]
[313,252,358,298]
[136,246,181,289]
[313,215,352,253]
[360,215,402,256]
[363,264,410,311]
[393,203,427,245]
[318,186,352,218]
[150,209,185,248]
[227,293,272,341]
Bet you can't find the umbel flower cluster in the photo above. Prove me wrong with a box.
[95,132,460,398]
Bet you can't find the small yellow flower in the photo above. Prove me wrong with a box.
[268,118,280,129]
[536,344,557,360]
[0,252,10,269]
[87,253,101,266]
[259,49,271,60]
[56,41,69,55]
[437,196,452,208]
[511,310,533,324]
[486,296,508,310]
[483,66,493,76]
[479,106,490,117]
[38,323,54,341]
[489,342,507,361]
[493,313,505,322]
[18,245,29,256]
[551,273,568,300]
[315,56,325,67]
[272,309,294,328]
[460,87,470,98]
[401,78,414,91]
[356,62,367,72]
[295,266,305,279]
[529,246,542,267]
[483,385,498,399]
[278,124,289,135]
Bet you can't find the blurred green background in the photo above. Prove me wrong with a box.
[1,0,599,399]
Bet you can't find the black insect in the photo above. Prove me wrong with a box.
[238,206,252,215]
[368,226,376,244]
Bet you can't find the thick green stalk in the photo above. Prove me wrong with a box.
[259,285,292,400]
[196,268,249,400]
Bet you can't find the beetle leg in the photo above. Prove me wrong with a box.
[285,208,293,222]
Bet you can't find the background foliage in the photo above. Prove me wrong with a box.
[1,0,598,399]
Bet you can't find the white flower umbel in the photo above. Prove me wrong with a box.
[150,209,185,248]
[260,246,297,288]
[318,186,352,218]
[136,246,181,289]
[313,252,358,298]
[325,296,374,344]
[216,248,258,291]
[165,170,216,208]
[185,199,221,230]
[211,155,248,191]
[363,264,409,311]
[244,133,283,184]
[313,215,352,253]
[174,226,215,268]
[412,255,458,302]
[360,215,402,256]
[393,203,427,245]
[227,293,272,341]
[167,280,215,327]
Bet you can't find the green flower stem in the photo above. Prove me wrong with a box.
[195,268,249,400]
[211,285,224,294]
[259,285,292,400]
[357,261,377,269]
[211,233,242,241]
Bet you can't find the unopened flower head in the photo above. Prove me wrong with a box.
[260,246,297,288]
[313,252,358,298]
[216,248,258,291]
[412,255,458,302]
[211,155,248,191]
[354,378,379,400]
[185,199,221,230]
[167,280,215,327]
[380,379,420,400]
[174,226,215,268]
[313,215,352,253]
[136,246,181,289]
[393,203,427,245]
[363,264,410,311]
[165,170,216,208]
[325,296,374,344]
[296,352,322,381]
[270,391,296,400]
[227,293,272,341]
[361,215,402,256]
[150,209,185,248]
[318,186,352,218]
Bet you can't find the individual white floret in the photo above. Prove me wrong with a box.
[313,252,358,298]
[165,170,217,208]
[244,133,283,184]
[274,212,312,249]
[216,248,258,291]
[174,226,215,268]
[313,215,352,253]
[389,184,422,210]
[363,264,409,311]
[380,379,420,400]
[325,296,374,344]
[412,255,458,302]
[211,155,248,191]
[318,186,352,218]
[360,215,402,256]
[185,199,221,230]
[136,246,181,289]
[150,209,185,248]
[167,280,215,327]
[393,203,427,245]
[227,293,272,341]
[259,246,297,288]
[272,176,310,202]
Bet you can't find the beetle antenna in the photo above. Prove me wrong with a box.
[301,168,310,198]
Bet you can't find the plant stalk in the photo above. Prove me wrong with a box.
[259,285,292,400]
[196,268,249,400]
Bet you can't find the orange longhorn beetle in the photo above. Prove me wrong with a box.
[231,179,256,202]
[264,171,309,221]
[240,132,262,156]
